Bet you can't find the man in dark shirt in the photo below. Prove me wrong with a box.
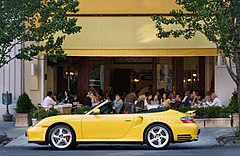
[184,90,197,107]
[171,95,182,110]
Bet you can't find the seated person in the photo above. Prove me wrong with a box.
[61,90,73,104]
[135,94,146,112]
[84,92,92,107]
[113,94,123,114]
[41,91,57,110]
[206,93,222,107]
[171,95,182,110]
[184,90,197,107]
[123,102,132,114]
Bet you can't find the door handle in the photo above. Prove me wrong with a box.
[125,119,132,122]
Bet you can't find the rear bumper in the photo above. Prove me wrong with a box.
[172,123,200,142]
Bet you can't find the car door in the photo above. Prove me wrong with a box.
[81,114,134,139]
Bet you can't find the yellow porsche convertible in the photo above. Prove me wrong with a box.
[26,100,200,149]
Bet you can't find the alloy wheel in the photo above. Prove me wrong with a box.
[49,125,74,149]
[146,124,170,149]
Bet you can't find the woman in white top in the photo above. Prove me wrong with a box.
[206,93,222,107]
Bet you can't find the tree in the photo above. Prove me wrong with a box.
[0,0,81,68]
[152,0,240,119]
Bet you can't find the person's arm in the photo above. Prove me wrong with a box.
[206,99,217,107]
[50,98,57,106]
[190,96,197,105]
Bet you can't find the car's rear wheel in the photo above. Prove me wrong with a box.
[48,125,75,149]
[145,124,171,149]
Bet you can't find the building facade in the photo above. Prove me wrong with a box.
[0,0,236,119]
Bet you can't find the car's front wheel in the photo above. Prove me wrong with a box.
[48,125,75,149]
[145,124,171,149]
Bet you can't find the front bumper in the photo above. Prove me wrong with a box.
[26,126,48,143]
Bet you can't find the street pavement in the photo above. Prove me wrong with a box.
[0,121,26,140]
[1,143,240,156]
[4,127,234,148]
[1,120,240,156]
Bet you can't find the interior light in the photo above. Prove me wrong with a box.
[133,79,140,83]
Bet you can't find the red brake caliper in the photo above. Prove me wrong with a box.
[66,136,70,142]
[150,133,154,140]
[64,131,70,142]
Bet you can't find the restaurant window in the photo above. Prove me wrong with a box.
[157,58,173,92]
[89,58,105,92]
[183,57,199,91]
[63,66,78,94]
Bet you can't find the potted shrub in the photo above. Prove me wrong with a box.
[30,107,60,125]
[193,107,207,128]
[204,107,231,128]
[178,106,231,128]
[30,107,39,126]
[228,91,239,127]
[73,105,91,114]
[15,92,34,127]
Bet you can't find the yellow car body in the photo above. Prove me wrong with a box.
[26,100,200,149]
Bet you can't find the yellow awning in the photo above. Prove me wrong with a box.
[73,0,183,15]
[65,48,218,57]
[61,17,217,56]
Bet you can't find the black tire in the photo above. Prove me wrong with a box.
[48,125,76,150]
[144,124,171,149]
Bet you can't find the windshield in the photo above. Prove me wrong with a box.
[87,100,168,115]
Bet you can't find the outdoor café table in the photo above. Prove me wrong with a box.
[147,104,161,110]
[54,103,72,115]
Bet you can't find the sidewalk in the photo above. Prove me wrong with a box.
[0,120,26,140]
[3,126,235,148]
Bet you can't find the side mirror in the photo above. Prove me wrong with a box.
[93,108,100,115]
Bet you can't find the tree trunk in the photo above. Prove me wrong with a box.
[236,52,240,123]
[238,83,240,122]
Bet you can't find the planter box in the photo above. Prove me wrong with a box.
[205,118,231,128]
[194,119,205,128]
[31,118,39,126]
[232,113,239,127]
[15,113,32,127]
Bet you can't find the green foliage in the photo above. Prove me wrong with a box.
[0,0,81,68]
[152,0,240,59]
[30,107,60,120]
[152,0,240,88]
[73,105,91,114]
[29,106,38,119]
[47,108,60,117]
[228,91,238,113]
[152,0,240,115]
[178,106,230,118]
[16,92,34,113]
[234,122,240,140]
